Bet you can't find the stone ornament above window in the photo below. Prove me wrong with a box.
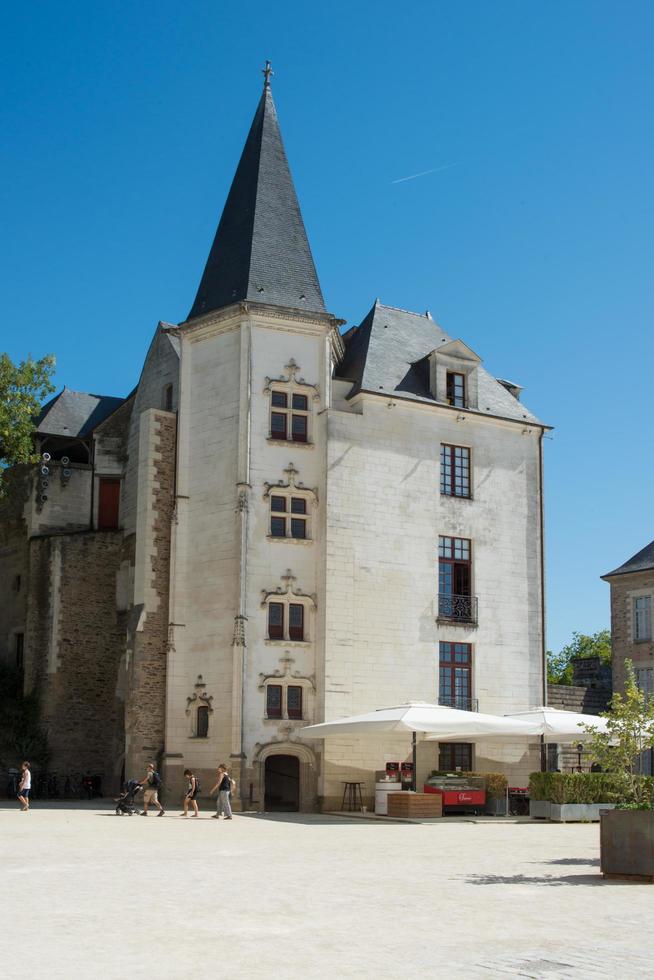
[258,655,316,691]
[263,463,318,504]
[185,674,214,715]
[261,569,317,607]
[263,358,320,402]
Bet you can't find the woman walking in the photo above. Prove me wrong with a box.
[17,761,31,812]
[180,769,199,818]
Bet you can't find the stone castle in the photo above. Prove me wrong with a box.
[0,74,549,809]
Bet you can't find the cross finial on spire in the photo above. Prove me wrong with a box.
[262,60,273,89]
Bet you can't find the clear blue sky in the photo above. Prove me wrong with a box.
[3,1,653,654]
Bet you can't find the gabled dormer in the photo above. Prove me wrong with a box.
[427,339,482,410]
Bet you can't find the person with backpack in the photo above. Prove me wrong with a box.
[180,769,200,818]
[139,762,165,816]
[209,764,234,820]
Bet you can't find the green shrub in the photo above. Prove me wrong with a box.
[528,772,654,805]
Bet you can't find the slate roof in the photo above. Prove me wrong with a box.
[36,388,125,438]
[187,84,325,320]
[602,540,654,578]
[337,301,544,425]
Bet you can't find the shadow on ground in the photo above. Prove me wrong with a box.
[463,872,606,887]
[542,857,601,867]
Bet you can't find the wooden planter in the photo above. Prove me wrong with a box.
[600,809,654,882]
[387,793,442,818]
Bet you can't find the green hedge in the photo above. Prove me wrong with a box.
[529,772,654,805]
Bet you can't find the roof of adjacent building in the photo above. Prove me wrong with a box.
[36,388,126,438]
[602,539,654,578]
[187,82,325,320]
[337,300,543,425]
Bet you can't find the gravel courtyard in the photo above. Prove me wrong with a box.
[2,802,652,979]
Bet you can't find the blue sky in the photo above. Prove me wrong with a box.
[3,1,653,654]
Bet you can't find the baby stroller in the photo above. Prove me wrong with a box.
[115,779,142,816]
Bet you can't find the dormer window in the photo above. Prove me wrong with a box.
[427,340,481,411]
[446,372,466,408]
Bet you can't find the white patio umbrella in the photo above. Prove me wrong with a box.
[299,702,537,789]
[502,707,610,743]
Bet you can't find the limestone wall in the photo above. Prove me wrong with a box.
[320,395,545,806]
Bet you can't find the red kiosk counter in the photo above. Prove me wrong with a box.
[423,774,486,814]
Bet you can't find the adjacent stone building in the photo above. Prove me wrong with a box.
[0,74,551,807]
[602,539,654,774]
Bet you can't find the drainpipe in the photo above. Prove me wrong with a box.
[538,427,548,771]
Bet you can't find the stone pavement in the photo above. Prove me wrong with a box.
[1,801,652,979]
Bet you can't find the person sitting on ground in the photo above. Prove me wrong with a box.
[210,764,233,820]
[17,761,31,812]
[180,769,200,818]
[139,762,165,816]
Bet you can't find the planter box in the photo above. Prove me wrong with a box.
[550,803,616,823]
[485,797,508,816]
[529,800,551,820]
[601,809,654,881]
[387,793,442,818]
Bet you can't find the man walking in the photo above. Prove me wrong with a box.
[139,762,165,816]
[210,765,233,820]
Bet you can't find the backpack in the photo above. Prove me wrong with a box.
[151,771,162,789]
[194,777,201,794]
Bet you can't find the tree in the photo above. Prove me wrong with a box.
[547,629,611,686]
[582,661,654,805]
[0,352,55,494]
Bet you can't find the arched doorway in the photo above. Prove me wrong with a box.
[264,755,300,811]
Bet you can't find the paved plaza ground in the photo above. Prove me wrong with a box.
[2,801,653,979]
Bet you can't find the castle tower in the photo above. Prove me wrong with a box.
[158,68,343,805]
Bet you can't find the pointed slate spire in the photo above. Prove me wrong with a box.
[187,69,325,320]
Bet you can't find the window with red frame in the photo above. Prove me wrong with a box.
[268,603,284,639]
[269,389,310,442]
[266,685,283,719]
[287,685,303,720]
[269,495,308,538]
[289,603,304,641]
[438,536,471,597]
[439,642,472,710]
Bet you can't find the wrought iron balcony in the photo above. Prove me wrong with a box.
[437,593,478,626]
[438,694,479,712]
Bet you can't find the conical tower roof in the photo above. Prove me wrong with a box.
[187,76,325,320]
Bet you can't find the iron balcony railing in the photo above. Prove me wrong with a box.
[438,694,479,712]
[437,593,478,626]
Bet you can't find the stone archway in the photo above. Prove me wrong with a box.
[253,741,318,813]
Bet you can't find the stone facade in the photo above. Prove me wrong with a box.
[604,570,654,695]
[24,531,125,785]
[124,410,176,781]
